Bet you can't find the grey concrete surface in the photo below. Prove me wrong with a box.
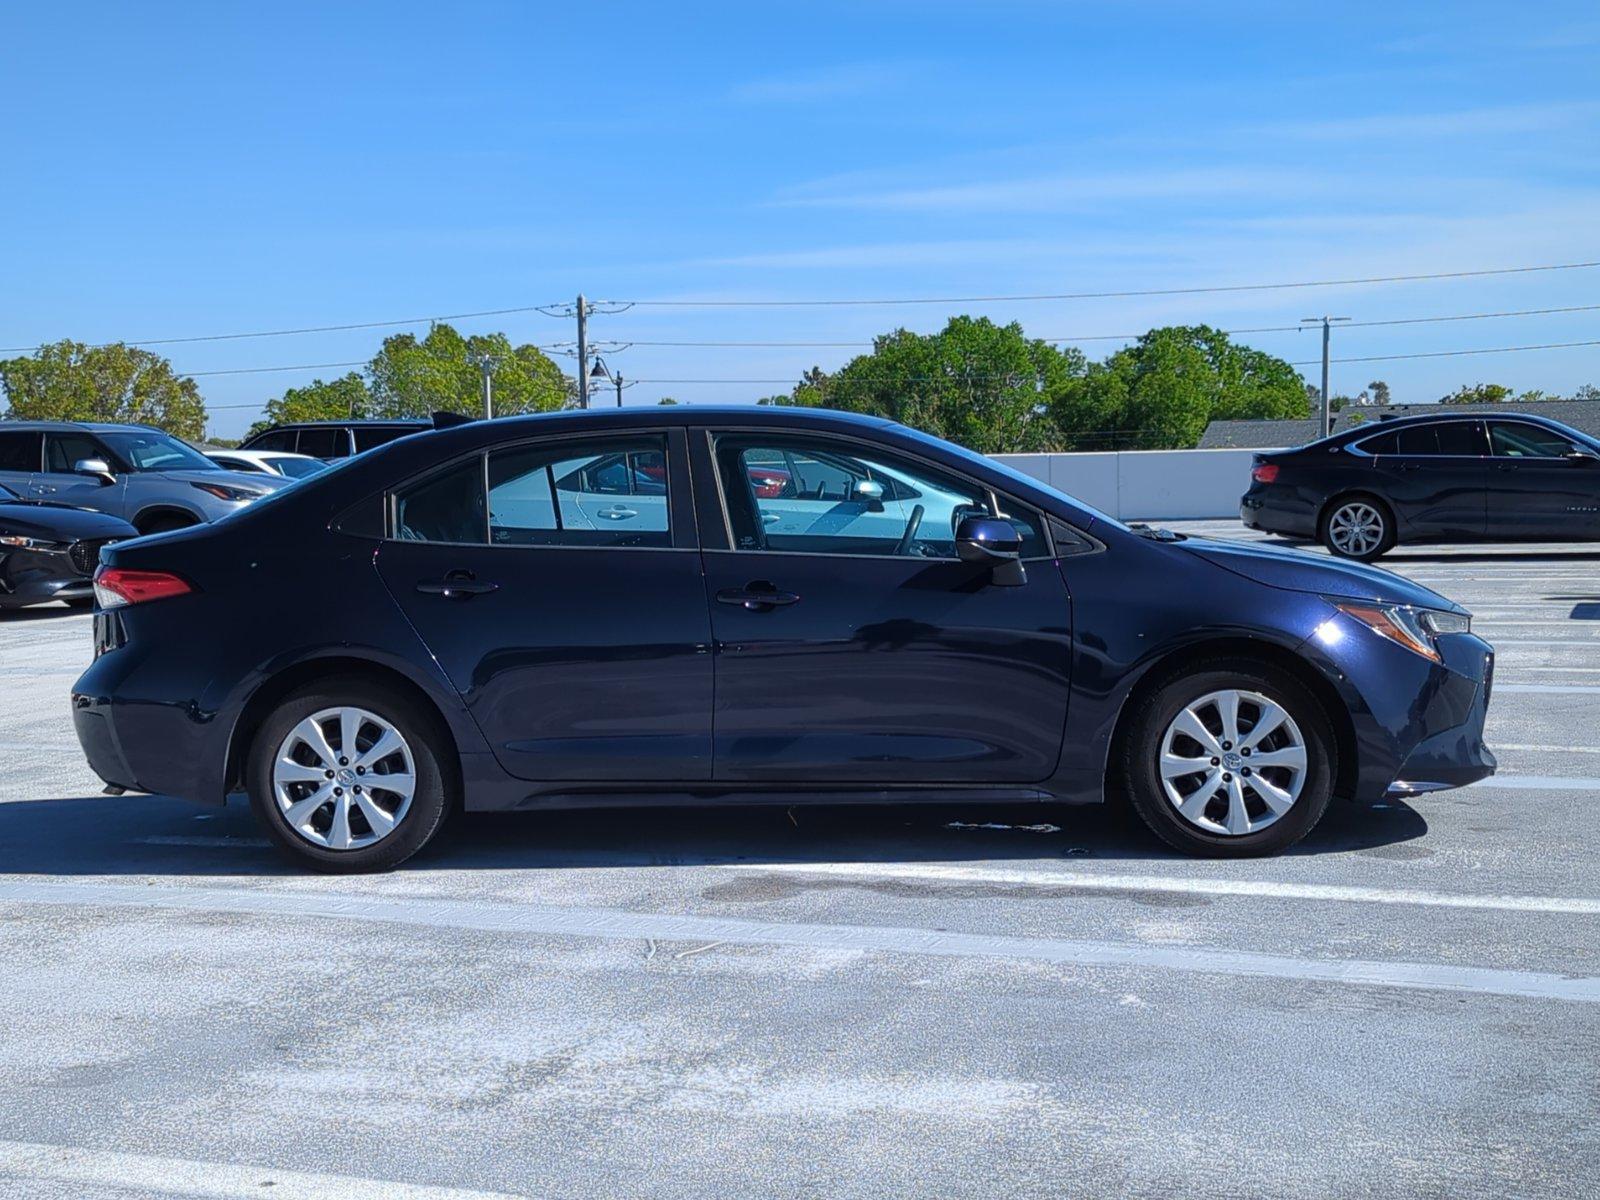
[2,526,1598,1198]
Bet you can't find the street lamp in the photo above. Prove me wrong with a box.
[588,357,627,407]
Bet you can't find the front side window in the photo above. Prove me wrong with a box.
[1490,421,1579,459]
[713,434,1045,559]
[44,432,111,473]
[488,438,670,548]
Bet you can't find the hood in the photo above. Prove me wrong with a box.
[0,500,139,541]
[1177,537,1464,612]
[162,469,286,495]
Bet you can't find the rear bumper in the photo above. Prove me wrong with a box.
[1240,490,1317,538]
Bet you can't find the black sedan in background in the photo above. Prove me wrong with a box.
[1242,411,1600,559]
[0,482,135,610]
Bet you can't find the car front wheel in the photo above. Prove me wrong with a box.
[246,681,453,872]
[1121,662,1335,857]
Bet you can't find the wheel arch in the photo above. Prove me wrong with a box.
[131,504,204,534]
[224,656,463,798]
[1317,489,1397,538]
[1104,636,1358,804]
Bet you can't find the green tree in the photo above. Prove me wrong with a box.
[367,324,567,418]
[1368,379,1391,406]
[263,372,371,428]
[766,318,1083,453]
[657,397,680,406]
[1050,325,1307,450]
[1573,384,1600,402]
[0,339,207,438]
[1440,383,1512,404]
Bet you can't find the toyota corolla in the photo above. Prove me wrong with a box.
[71,407,1495,870]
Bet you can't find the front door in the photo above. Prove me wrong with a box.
[36,431,128,516]
[1486,420,1600,539]
[1368,420,1488,538]
[374,429,713,782]
[696,429,1073,784]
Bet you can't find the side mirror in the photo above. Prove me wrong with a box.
[955,515,1025,586]
[853,479,885,511]
[74,458,116,486]
[1563,451,1600,466]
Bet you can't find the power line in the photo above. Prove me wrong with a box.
[6,258,1598,354]
[1293,338,1600,366]
[602,259,1600,307]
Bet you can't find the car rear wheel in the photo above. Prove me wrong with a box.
[246,681,453,872]
[1120,662,1335,857]
[1320,496,1394,561]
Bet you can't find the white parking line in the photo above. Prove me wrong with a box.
[1496,683,1600,693]
[1,879,1599,1004]
[0,1140,530,1200]
[1472,774,1600,790]
[715,860,1600,915]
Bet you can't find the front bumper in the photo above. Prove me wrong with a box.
[1385,650,1496,795]
[0,548,94,608]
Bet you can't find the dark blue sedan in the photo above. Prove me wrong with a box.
[70,407,1495,869]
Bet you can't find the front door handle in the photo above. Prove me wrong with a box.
[1496,463,1518,472]
[717,582,800,611]
[416,570,499,599]
[598,506,637,520]
[1398,462,1423,472]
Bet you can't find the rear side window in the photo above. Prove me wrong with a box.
[1433,422,1485,455]
[245,429,297,452]
[0,430,42,472]
[393,459,485,544]
[487,437,672,548]
[354,425,415,452]
[295,427,344,458]
[1361,422,1484,456]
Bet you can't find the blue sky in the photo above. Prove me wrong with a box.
[2,1,1598,436]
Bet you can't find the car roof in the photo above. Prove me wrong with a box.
[455,404,895,433]
[256,419,429,428]
[1,420,165,433]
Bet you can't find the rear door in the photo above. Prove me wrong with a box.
[374,428,713,782]
[696,428,1073,784]
[1367,420,1487,537]
[1487,420,1600,539]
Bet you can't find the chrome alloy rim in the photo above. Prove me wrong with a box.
[272,707,416,850]
[1328,502,1384,556]
[1159,689,1307,836]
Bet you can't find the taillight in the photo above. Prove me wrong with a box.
[1251,463,1280,484]
[93,567,195,609]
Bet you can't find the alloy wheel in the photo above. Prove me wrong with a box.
[1328,502,1385,557]
[272,706,416,851]
[1158,688,1307,837]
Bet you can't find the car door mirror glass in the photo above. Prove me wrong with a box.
[74,458,116,485]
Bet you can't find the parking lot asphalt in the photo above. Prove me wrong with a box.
[2,524,1598,1199]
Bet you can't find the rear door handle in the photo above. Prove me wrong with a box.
[1398,462,1423,472]
[416,570,499,599]
[716,583,800,610]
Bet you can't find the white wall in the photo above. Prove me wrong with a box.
[993,448,1263,520]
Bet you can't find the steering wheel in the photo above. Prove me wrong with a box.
[894,503,925,556]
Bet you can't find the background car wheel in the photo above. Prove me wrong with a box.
[247,679,453,872]
[1120,661,1335,857]
[1319,495,1394,561]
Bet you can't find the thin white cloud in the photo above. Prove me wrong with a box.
[1250,101,1600,141]
[728,63,919,104]
[773,167,1309,213]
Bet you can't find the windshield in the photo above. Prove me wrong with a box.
[100,431,219,473]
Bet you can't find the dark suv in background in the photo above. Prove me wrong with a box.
[240,420,428,460]
[1241,411,1600,559]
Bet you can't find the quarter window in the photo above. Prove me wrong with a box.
[713,434,1045,559]
[487,437,671,548]
[1490,422,1578,459]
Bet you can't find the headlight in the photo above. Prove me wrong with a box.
[1336,602,1471,663]
[0,535,64,550]
[190,481,262,502]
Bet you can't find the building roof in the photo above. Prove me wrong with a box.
[1199,402,1600,450]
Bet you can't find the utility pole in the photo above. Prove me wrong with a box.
[575,293,589,409]
[1301,316,1350,438]
[468,352,502,419]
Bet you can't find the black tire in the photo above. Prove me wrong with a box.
[246,679,454,872]
[1318,494,1395,561]
[63,597,95,610]
[1119,660,1336,858]
[137,513,198,535]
